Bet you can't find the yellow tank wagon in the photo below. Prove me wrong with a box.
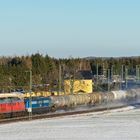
[24,91,65,98]
[24,91,49,97]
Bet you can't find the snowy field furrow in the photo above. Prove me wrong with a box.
[0,106,140,140]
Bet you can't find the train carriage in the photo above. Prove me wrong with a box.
[0,94,25,119]
[24,97,52,114]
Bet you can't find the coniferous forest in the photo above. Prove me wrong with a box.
[0,53,140,92]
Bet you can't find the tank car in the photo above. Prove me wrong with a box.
[126,88,140,103]
[88,92,103,105]
[74,94,90,106]
[49,96,68,110]
[88,92,115,106]
[102,92,115,103]
[50,93,91,110]
[111,90,127,101]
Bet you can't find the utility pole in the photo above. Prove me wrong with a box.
[120,65,124,90]
[138,67,140,83]
[111,65,114,81]
[29,69,32,120]
[108,69,110,92]
[125,66,128,89]
[58,64,62,95]
[70,76,74,95]
[96,63,98,90]
[136,65,140,83]
[26,69,32,120]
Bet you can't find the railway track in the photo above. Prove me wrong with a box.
[0,105,129,124]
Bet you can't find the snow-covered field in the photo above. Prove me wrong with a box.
[0,106,140,140]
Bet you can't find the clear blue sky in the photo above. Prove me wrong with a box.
[0,0,140,58]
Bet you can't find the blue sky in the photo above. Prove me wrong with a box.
[0,0,140,58]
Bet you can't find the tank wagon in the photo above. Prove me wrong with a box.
[50,93,91,110]
[126,88,140,103]
[111,90,127,101]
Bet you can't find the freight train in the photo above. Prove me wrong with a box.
[0,88,140,119]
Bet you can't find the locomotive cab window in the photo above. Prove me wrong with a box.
[0,98,5,104]
[12,97,21,102]
[0,98,11,104]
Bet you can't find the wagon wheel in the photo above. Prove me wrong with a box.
[0,113,5,119]
[51,106,56,112]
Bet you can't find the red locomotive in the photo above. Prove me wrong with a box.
[0,93,25,119]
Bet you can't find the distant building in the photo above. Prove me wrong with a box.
[64,70,93,94]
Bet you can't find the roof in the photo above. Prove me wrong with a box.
[75,70,92,79]
[0,92,24,99]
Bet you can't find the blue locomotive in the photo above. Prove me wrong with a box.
[24,97,53,114]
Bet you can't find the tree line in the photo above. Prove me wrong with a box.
[0,53,140,92]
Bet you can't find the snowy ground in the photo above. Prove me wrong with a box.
[0,106,140,140]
